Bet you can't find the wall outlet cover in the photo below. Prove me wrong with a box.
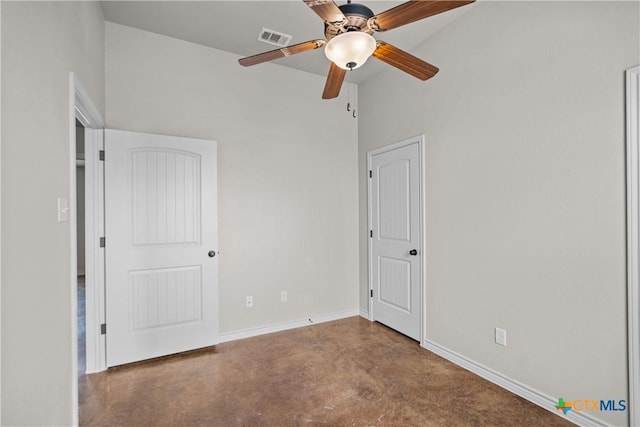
[495,327,507,346]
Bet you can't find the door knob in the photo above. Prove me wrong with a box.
[409,249,418,256]
[208,250,216,258]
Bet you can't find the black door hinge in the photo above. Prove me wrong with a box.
[369,170,372,178]
[370,289,373,298]
[99,237,105,248]
[370,230,373,238]
[99,150,105,161]
[100,323,106,335]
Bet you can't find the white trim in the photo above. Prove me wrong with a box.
[69,74,78,427]
[359,308,369,319]
[626,65,640,427]
[0,1,3,420]
[218,310,359,343]
[74,77,103,129]
[83,128,105,373]
[422,340,611,427]
[69,73,104,426]
[366,136,425,344]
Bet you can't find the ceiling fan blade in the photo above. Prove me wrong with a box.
[239,40,325,67]
[370,0,475,32]
[322,62,347,99]
[303,0,347,25]
[373,42,439,81]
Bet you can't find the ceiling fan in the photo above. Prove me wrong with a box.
[238,0,475,99]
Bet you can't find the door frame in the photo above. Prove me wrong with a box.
[69,72,104,425]
[83,127,105,374]
[626,65,640,427]
[367,135,425,345]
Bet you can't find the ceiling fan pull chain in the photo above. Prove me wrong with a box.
[347,70,356,119]
[346,66,351,112]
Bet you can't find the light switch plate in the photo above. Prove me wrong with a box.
[57,197,69,223]
[495,327,507,346]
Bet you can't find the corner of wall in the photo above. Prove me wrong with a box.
[1,1,105,424]
[0,0,4,421]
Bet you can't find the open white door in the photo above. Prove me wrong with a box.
[105,129,218,367]
[368,138,422,341]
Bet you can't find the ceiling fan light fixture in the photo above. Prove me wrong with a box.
[324,31,376,70]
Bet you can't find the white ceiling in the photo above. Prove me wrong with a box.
[100,0,476,84]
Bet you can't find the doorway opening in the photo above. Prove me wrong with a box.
[70,72,105,425]
[76,119,86,375]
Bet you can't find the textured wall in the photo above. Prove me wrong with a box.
[106,22,359,335]
[358,2,639,426]
[1,2,105,424]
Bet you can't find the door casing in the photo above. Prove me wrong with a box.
[626,65,640,427]
[69,72,105,425]
[367,135,425,345]
[83,127,105,373]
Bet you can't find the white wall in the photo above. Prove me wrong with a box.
[359,2,639,426]
[1,2,105,425]
[105,22,359,334]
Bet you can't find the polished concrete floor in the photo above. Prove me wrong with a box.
[79,317,574,426]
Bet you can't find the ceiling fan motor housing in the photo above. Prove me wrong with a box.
[324,3,375,40]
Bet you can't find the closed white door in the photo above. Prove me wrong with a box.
[105,129,218,367]
[369,139,422,341]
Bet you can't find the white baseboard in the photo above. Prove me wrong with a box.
[422,339,611,427]
[359,308,369,319]
[218,309,359,344]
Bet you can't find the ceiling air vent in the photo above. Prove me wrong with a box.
[257,28,293,48]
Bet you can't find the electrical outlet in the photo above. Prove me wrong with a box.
[495,327,507,346]
[281,291,287,303]
[246,296,253,308]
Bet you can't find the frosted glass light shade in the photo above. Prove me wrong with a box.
[324,32,377,70]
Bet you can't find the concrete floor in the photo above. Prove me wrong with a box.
[79,316,574,426]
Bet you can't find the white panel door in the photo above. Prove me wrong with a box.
[105,129,218,367]
[369,140,421,341]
